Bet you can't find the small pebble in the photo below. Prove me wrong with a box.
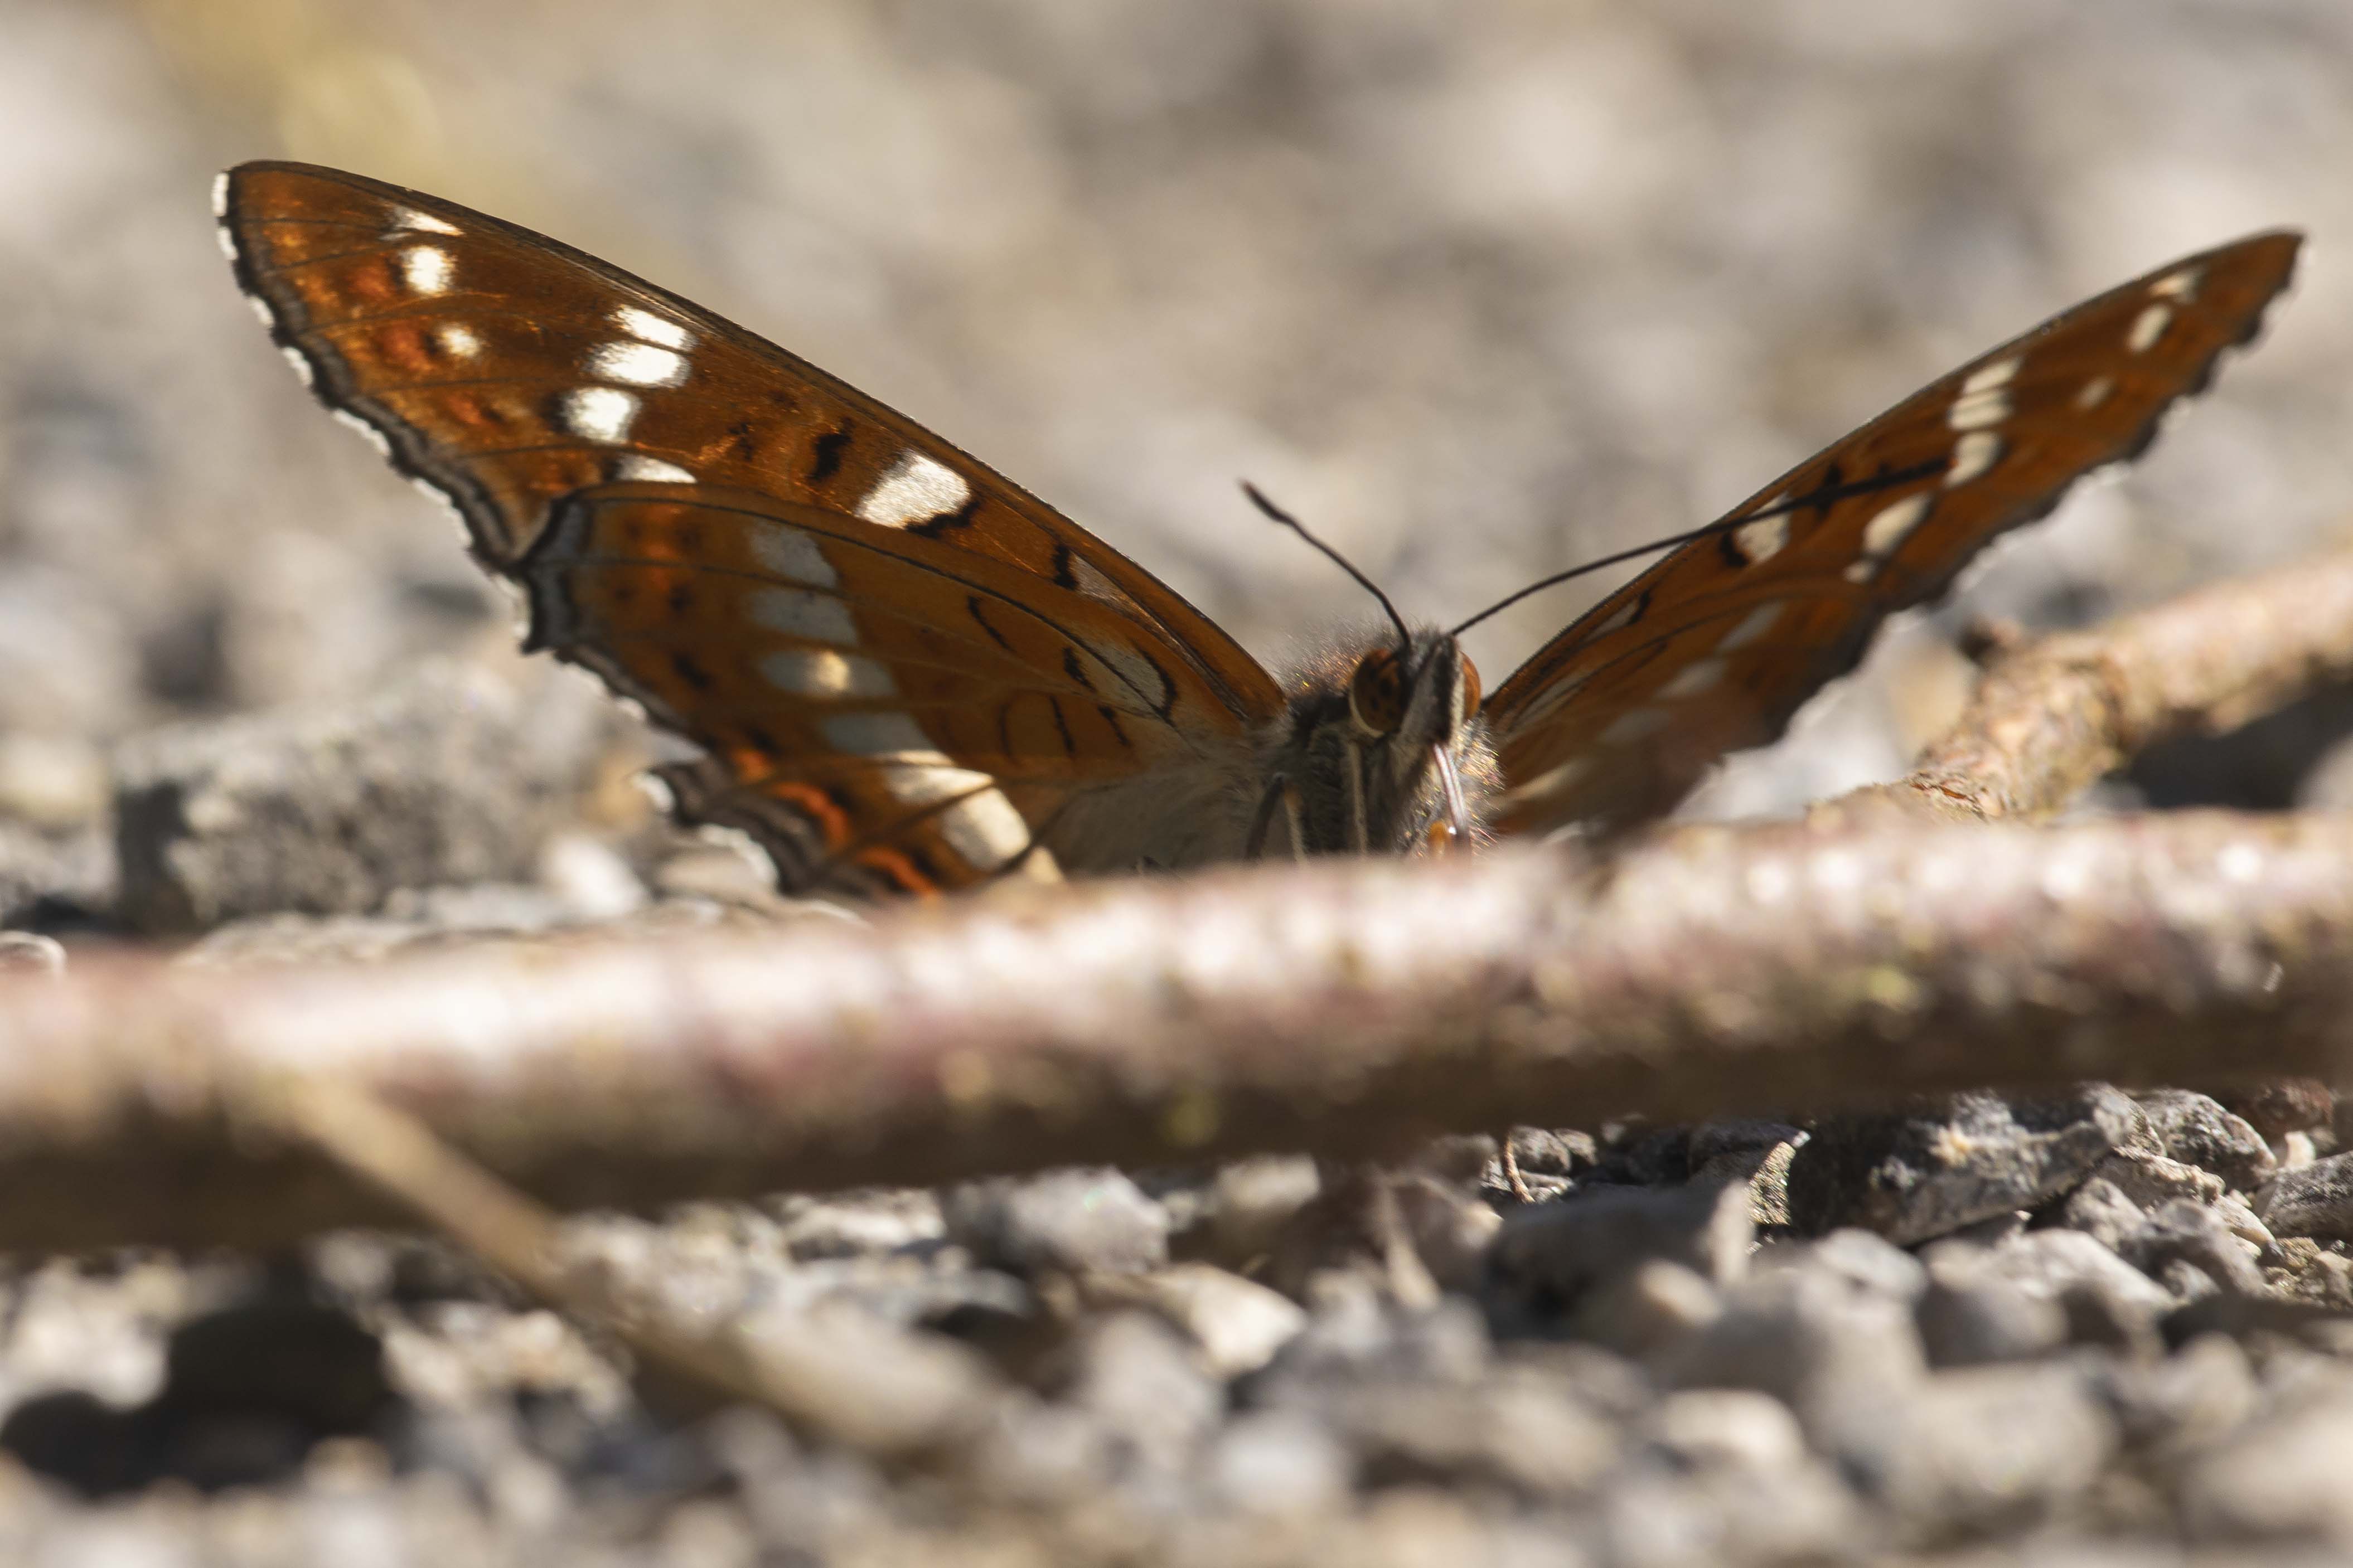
[1201,1156,1321,1269]
[1568,1259,1722,1358]
[1202,1410,1353,1516]
[943,1168,1170,1276]
[1081,1264,1306,1380]
[1639,1387,1807,1472]
[0,732,106,829]
[2216,1079,2335,1143]
[2137,1090,2278,1192]
[2093,1148,2225,1211]
[1846,1361,2119,1536]
[1062,1312,1222,1473]
[2180,1394,2353,1543]
[2255,1152,2353,1243]
[1662,1252,1928,1450]
[0,931,64,977]
[2119,1199,2268,1297]
[1914,1245,2068,1368]
[1787,1086,2148,1245]
[1489,1174,1752,1321]
[2097,1332,2259,1454]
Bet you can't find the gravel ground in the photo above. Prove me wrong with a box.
[10,1,2353,1561]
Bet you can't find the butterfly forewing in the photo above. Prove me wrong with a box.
[216,162,1280,719]
[1485,231,2301,833]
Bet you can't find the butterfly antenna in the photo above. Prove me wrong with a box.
[1242,482,1413,653]
[1447,458,1943,635]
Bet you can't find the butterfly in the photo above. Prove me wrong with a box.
[216,162,2300,897]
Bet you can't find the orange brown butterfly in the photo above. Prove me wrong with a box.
[216,163,2299,897]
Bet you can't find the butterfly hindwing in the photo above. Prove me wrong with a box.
[1485,231,2302,833]
[520,481,1254,894]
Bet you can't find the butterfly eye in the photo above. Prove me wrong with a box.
[1348,648,1407,736]
[1459,653,1482,720]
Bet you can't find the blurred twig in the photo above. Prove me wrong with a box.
[4,808,2351,1250]
[1826,542,2353,824]
[5,538,2353,1255]
[269,1076,1005,1459]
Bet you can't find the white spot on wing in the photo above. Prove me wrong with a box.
[614,305,695,350]
[391,206,461,236]
[856,450,971,528]
[1861,493,1931,559]
[1847,493,1931,582]
[1730,514,1789,564]
[558,386,638,444]
[749,589,856,645]
[2128,302,2173,353]
[881,763,988,805]
[2149,268,2201,300]
[331,407,393,458]
[399,245,454,295]
[1944,430,2003,488]
[2074,376,2115,411]
[1507,671,1594,732]
[823,711,935,757]
[436,322,482,359]
[937,789,1031,869]
[1591,597,1642,637]
[761,649,897,699]
[1086,638,1171,713]
[748,525,838,588]
[1506,756,1586,804]
[1067,554,1126,605]
[1657,657,1726,700]
[1715,602,1783,652]
[612,455,695,483]
[587,340,689,388]
[1947,386,2009,430]
[244,293,275,328]
[278,343,316,389]
[210,171,231,219]
[1960,357,2022,395]
[1597,708,1669,747]
[214,221,239,262]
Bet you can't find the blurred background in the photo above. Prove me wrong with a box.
[8,0,2353,865]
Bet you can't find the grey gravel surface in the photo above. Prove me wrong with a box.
[9,0,2353,1562]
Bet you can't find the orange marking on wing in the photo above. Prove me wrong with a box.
[348,258,399,305]
[855,844,939,895]
[377,322,436,374]
[771,780,848,847]
[440,389,507,431]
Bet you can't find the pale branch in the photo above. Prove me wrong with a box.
[1824,541,2353,824]
[4,809,2352,1250]
[268,1077,1005,1458]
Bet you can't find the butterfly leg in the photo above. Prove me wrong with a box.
[1345,744,1371,855]
[1245,778,1312,862]
[1243,777,1287,861]
[1428,743,1470,855]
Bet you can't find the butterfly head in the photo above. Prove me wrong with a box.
[1259,627,1496,859]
